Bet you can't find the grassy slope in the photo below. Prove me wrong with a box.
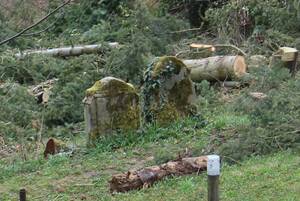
[1,93,299,201]
[1,135,299,201]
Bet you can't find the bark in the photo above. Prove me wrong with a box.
[183,56,247,82]
[109,156,207,193]
[15,42,120,58]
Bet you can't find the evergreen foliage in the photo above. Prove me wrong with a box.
[210,67,300,160]
[0,0,300,163]
[207,0,300,45]
[0,82,38,139]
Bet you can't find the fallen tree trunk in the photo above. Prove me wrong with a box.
[109,156,207,193]
[15,42,120,58]
[183,56,247,82]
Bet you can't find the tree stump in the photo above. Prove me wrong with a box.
[142,56,196,126]
[83,77,140,146]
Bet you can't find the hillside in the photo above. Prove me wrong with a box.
[0,0,300,200]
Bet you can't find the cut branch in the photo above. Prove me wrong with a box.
[214,44,247,56]
[22,15,62,37]
[109,156,207,193]
[169,27,203,34]
[0,0,71,46]
[15,43,120,58]
[189,43,247,56]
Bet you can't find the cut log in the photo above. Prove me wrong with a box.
[15,42,120,58]
[109,156,207,193]
[190,43,216,52]
[183,56,247,82]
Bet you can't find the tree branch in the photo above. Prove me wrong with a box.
[214,44,247,56]
[0,0,71,46]
[22,16,62,37]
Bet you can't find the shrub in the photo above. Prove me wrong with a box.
[0,82,38,139]
[212,66,300,161]
[206,0,300,44]
[44,55,103,126]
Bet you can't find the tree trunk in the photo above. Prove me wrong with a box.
[109,156,207,193]
[15,42,120,58]
[183,56,247,82]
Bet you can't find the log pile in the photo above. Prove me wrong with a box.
[109,156,207,193]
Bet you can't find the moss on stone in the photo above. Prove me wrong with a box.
[169,77,196,112]
[88,129,100,147]
[142,56,197,126]
[106,93,140,131]
[152,56,186,77]
[86,77,136,97]
[152,103,179,126]
[85,77,140,146]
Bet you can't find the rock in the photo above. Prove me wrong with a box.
[83,77,140,146]
[142,56,196,126]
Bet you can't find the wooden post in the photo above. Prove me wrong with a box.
[207,155,220,201]
[19,189,26,201]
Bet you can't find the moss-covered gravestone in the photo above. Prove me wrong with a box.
[142,56,197,126]
[83,77,140,146]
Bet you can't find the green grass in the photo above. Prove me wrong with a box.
[1,110,299,201]
[1,89,299,201]
[1,136,299,201]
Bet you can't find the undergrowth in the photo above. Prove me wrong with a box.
[0,0,300,165]
[211,66,300,161]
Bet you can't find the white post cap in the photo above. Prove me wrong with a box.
[207,155,220,176]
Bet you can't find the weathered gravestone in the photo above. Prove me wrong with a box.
[142,56,197,126]
[83,77,140,146]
